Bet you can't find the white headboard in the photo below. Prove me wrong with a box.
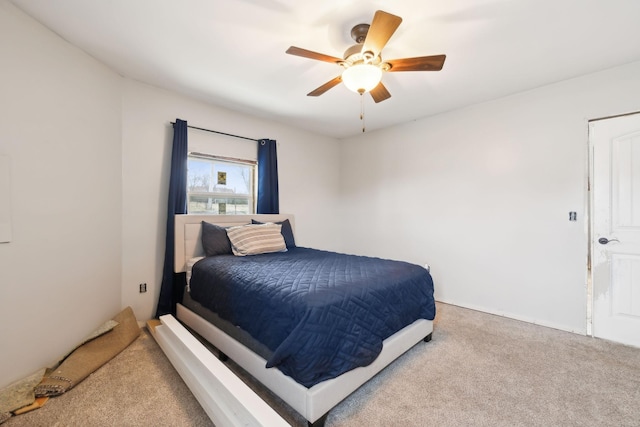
[174,214,295,273]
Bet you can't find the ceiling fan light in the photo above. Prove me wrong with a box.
[342,64,382,94]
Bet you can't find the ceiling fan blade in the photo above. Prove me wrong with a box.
[387,55,446,72]
[361,10,402,59]
[307,76,342,96]
[286,46,343,64]
[370,82,391,103]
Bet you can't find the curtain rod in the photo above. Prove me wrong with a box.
[171,122,260,142]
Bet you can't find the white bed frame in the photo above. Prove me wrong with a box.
[172,214,433,426]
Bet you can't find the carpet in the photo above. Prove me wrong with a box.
[0,369,45,423]
[34,306,140,397]
[4,303,640,426]
[4,329,213,427]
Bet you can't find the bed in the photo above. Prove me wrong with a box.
[174,214,435,426]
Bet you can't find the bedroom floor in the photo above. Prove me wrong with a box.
[5,302,640,426]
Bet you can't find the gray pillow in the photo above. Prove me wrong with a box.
[201,221,232,256]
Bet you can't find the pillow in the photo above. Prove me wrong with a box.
[201,221,232,256]
[251,218,296,248]
[226,223,287,256]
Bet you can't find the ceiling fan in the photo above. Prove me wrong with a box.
[286,10,446,103]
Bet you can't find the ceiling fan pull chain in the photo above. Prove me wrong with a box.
[360,93,366,132]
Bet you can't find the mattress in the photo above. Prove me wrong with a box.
[189,247,435,387]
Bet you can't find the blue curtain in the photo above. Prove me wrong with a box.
[155,119,188,317]
[257,139,279,214]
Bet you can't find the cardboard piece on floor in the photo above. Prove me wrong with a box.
[13,397,49,415]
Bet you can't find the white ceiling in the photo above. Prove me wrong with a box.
[10,0,640,138]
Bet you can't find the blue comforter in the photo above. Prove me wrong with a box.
[189,247,435,387]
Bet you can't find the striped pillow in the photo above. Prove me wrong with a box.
[226,223,287,256]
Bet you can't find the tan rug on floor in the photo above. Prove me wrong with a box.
[0,369,46,423]
[5,329,213,427]
[35,306,141,397]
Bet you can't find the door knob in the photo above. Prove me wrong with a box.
[598,237,620,245]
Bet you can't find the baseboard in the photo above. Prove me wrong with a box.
[435,299,587,335]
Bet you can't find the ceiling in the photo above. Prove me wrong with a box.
[10,0,640,139]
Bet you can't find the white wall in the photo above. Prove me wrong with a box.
[0,2,341,388]
[121,79,342,321]
[0,2,122,388]
[340,61,640,334]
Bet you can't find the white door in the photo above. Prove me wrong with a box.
[590,113,640,348]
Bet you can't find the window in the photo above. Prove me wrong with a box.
[187,153,256,215]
